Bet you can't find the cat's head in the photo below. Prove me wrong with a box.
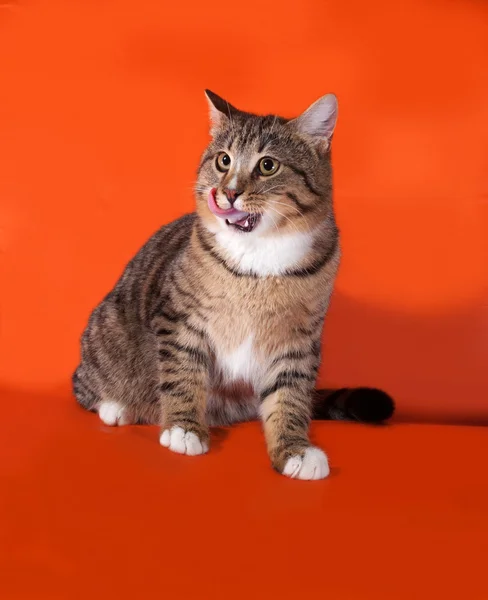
[195,90,338,237]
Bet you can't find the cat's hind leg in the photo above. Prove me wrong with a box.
[73,366,133,426]
[72,365,99,412]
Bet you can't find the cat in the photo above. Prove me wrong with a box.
[73,90,394,480]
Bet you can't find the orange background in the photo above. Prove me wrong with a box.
[0,0,487,422]
[1,2,488,599]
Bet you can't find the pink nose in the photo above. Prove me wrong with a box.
[223,188,242,205]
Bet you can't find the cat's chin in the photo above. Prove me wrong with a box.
[225,213,261,233]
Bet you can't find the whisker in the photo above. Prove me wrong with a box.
[269,199,304,219]
[226,101,235,137]
[266,115,278,147]
[192,185,210,194]
[269,115,278,135]
[256,183,285,195]
[258,115,279,154]
[266,209,280,235]
[265,204,301,234]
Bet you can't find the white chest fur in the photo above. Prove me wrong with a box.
[211,215,315,276]
[215,334,264,385]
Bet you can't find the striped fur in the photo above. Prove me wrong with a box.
[73,90,393,480]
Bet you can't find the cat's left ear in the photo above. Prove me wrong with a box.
[289,94,338,144]
[204,89,238,136]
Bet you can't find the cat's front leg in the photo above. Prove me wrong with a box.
[259,357,329,480]
[154,321,210,456]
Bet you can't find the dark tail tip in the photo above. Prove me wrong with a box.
[313,387,395,423]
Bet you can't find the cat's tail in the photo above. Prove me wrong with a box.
[312,387,395,423]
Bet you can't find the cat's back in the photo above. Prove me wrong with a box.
[115,212,196,289]
[104,213,195,315]
[80,212,196,349]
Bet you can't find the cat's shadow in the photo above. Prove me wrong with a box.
[209,426,230,451]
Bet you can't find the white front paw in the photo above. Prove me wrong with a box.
[98,401,127,426]
[282,447,330,480]
[160,426,209,456]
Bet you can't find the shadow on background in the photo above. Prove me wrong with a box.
[320,291,487,425]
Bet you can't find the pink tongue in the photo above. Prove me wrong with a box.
[207,188,248,221]
[235,217,248,227]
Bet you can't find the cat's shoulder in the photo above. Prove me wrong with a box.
[149,212,196,244]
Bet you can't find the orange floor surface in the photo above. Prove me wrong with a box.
[2,392,488,599]
[1,0,488,598]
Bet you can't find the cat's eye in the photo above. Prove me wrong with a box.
[258,157,280,176]
[216,152,231,172]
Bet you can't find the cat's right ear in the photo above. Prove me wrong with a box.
[204,90,237,136]
[288,94,338,145]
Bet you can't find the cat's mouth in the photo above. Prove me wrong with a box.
[207,188,261,233]
[225,213,261,233]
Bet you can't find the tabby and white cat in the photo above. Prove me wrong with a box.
[73,90,394,480]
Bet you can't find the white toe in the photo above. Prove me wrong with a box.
[159,426,208,456]
[160,429,171,447]
[282,447,330,480]
[184,431,204,456]
[99,401,125,426]
[283,456,302,478]
[169,426,187,454]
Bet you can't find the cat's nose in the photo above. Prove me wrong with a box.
[223,188,243,206]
